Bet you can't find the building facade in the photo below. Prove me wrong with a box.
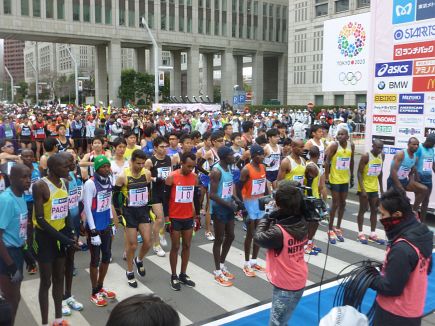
[287,0,370,106]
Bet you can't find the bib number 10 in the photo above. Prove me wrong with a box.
[175,186,194,203]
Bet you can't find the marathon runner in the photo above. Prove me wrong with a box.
[264,129,281,191]
[356,139,385,245]
[123,132,141,161]
[277,139,306,185]
[32,113,46,161]
[80,137,112,180]
[39,137,59,176]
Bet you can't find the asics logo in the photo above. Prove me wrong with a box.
[396,3,412,16]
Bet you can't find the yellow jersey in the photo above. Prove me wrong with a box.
[284,156,306,185]
[330,141,352,185]
[124,145,141,160]
[358,152,383,192]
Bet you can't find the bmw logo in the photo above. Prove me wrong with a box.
[378,81,386,90]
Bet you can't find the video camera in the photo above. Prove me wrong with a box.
[258,185,329,222]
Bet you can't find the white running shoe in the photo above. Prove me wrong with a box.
[153,245,166,257]
[62,301,72,316]
[205,232,215,241]
[159,234,168,247]
[65,296,84,311]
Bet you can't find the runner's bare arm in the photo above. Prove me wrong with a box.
[391,151,406,191]
[276,157,291,182]
[357,153,369,194]
[324,141,338,182]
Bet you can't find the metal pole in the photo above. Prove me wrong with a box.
[26,58,38,105]
[65,46,79,107]
[4,66,13,103]
[141,17,159,104]
[34,42,39,105]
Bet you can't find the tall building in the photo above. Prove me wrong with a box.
[287,0,370,106]
[4,39,25,83]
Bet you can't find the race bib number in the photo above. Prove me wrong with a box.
[36,128,45,136]
[19,213,28,240]
[128,187,149,207]
[77,185,83,200]
[269,154,281,169]
[423,158,433,173]
[221,181,233,199]
[96,191,111,212]
[336,157,350,171]
[318,150,324,165]
[51,197,69,220]
[157,167,171,180]
[175,186,194,203]
[68,188,79,209]
[397,166,411,179]
[293,175,304,185]
[21,128,31,136]
[367,163,382,177]
[251,178,266,196]
[5,129,13,138]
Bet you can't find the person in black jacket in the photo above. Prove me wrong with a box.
[371,188,433,326]
[254,180,308,326]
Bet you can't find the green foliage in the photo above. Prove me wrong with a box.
[119,69,157,105]
[118,69,137,104]
[16,81,28,101]
[213,86,221,103]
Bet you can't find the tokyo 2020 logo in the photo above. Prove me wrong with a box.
[337,22,366,58]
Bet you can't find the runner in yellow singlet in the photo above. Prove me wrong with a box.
[277,139,306,185]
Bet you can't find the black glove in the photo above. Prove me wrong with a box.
[350,175,355,188]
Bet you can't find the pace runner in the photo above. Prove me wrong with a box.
[115,150,152,287]
[32,153,79,326]
[239,144,267,277]
[387,137,428,213]
[145,136,172,257]
[83,155,117,307]
[356,139,385,245]
[277,139,306,185]
[325,129,354,244]
[165,152,198,291]
[0,164,31,325]
[415,134,435,223]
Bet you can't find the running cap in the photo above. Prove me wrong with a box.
[94,155,111,172]
[250,144,264,157]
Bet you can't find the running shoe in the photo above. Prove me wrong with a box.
[137,234,143,243]
[334,228,345,242]
[235,211,244,221]
[134,257,146,277]
[98,288,116,300]
[90,293,107,307]
[368,234,386,245]
[252,263,266,272]
[215,274,233,287]
[221,266,235,280]
[27,265,37,275]
[52,320,70,326]
[243,265,256,277]
[327,230,337,244]
[205,231,215,241]
[61,301,72,316]
[159,233,168,247]
[312,244,322,252]
[72,267,78,277]
[126,271,138,288]
[179,273,196,287]
[304,243,319,255]
[153,245,165,257]
[65,296,83,311]
[357,233,368,245]
[171,275,181,291]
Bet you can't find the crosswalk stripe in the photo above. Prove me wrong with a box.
[198,243,314,286]
[304,251,353,276]
[314,229,386,262]
[86,263,192,326]
[339,218,387,239]
[21,278,90,326]
[146,255,259,312]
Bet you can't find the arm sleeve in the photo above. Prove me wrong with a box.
[254,218,284,250]
[83,180,97,230]
[371,242,419,296]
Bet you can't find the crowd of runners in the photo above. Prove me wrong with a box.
[0,102,433,326]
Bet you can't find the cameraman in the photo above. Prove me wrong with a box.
[254,180,308,326]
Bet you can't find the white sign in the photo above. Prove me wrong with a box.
[152,103,221,112]
[322,12,371,92]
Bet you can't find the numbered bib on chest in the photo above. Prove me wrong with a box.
[96,191,111,212]
[293,175,304,185]
[397,166,411,179]
[77,185,83,200]
[19,213,28,240]
[36,128,45,135]
[251,178,266,196]
[157,167,171,179]
[336,157,350,170]
[318,150,325,165]
[367,163,382,177]
[175,186,194,203]
[51,197,69,220]
[5,129,13,138]
[423,158,433,173]
[21,128,31,136]
[69,188,79,209]
[221,181,233,199]
[129,187,149,207]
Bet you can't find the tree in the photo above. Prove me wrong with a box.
[213,86,221,104]
[16,81,28,102]
[118,69,137,104]
[135,72,154,103]
[161,74,170,101]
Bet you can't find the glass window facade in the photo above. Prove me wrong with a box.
[105,0,112,24]
[335,0,349,13]
[57,0,64,19]
[83,0,90,22]
[148,0,154,29]
[169,0,175,31]
[33,0,41,17]
[73,0,80,21]
[129,0,135,27]
[95,0,102,23]
[161,0,166,30]
[357,0,370,8]
[21,0,30,16]
[3,0,11,14]
[46,0,54,18]
[119,0,125,25]
[179,0,185,31]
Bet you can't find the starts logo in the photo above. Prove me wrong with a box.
[337,22,366,58]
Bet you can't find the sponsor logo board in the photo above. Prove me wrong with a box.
[398,104,424,114]
[399,93,425,103]
[383,147,403,155]
[413,76,435,92]
[373,124,397,135]
[426,93,435,103]
[374,94,398,103]
[373,135,396,146]
[393,22,435,42]
[373,115,397,124]
[376,77,413,92]
[413,59,435,75]
[425,116,435,127]
[397,126,424,136]
[397,115,425,125]
[424,127,435,136]
[416,0,435,21]
[375,61,413,77]
[373,104,399,114]
[393,0,416,24]
[394,40,435,60]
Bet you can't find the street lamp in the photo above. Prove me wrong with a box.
[26,57,39,105]
[65,46,79,107]
[140,16,159,105]
[4,66,14,103]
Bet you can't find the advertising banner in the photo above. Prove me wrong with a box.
[367,0,435,204]
[322,12,371,92]
[152,103,221,112]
